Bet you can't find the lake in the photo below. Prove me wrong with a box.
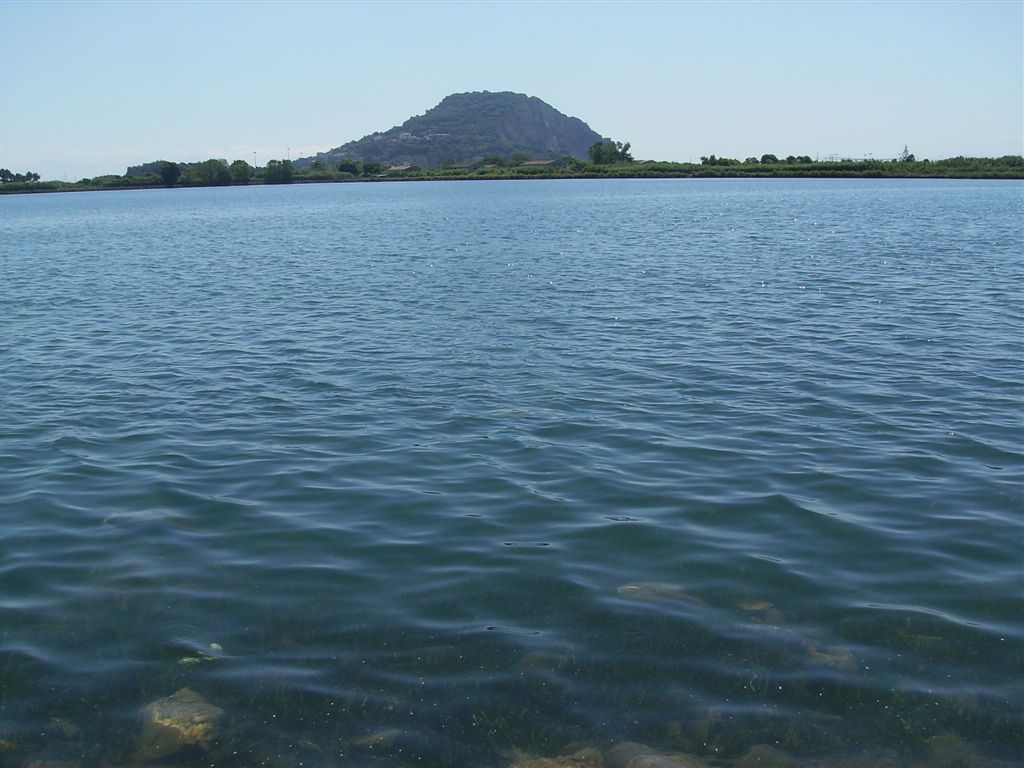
[1,178,1021,767]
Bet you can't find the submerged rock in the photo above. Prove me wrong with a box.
[805,644,858,671]
[606,742,656,768]
[736,598,774,612]
[177,641,224,666]
[615,583,703,604]
[927,732,982,767]
[349,726,446,764]
[45,717,80,738]
[353,728,406,750]
[734,597,785,625]
[606,742,705,768]
[134,687,224,762]
[736,744,796,767]
[506,746,603,768]
[626,754,706,768]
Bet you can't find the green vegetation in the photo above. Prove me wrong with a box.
[1,168,40,183]
[2,152,1021,195]
[187,159,232,186]
[588,140,633,164]
[263,159,294,184]
[229,160,252,185]
[159,161,180,187]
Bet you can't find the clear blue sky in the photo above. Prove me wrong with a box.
[2,1,1021,180]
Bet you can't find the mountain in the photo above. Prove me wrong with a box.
[294,91,606,169]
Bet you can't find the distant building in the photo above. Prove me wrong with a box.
[520,160,555,167]
[399,132,413,141]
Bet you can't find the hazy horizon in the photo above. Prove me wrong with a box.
[2,1,1021,181]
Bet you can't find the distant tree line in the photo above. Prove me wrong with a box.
[152,157,389,186]
[700,154,815,166]
[1,168,41,183]
[2,149,1022,194]
[698,149,926,166]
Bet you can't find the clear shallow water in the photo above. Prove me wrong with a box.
[1,178,1021,767]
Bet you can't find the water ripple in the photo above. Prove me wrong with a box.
[1,179,1021,766]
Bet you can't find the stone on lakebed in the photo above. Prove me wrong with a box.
[134,687,224,762]
[505,746,603,768]
[606,742,706,768]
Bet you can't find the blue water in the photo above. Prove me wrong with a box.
[1,179,1021,767]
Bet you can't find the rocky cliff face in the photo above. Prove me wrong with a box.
[296,91,606,169]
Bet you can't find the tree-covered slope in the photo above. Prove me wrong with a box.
[295,91,606,169]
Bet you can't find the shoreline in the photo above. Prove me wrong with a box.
[3,169,1023,195]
